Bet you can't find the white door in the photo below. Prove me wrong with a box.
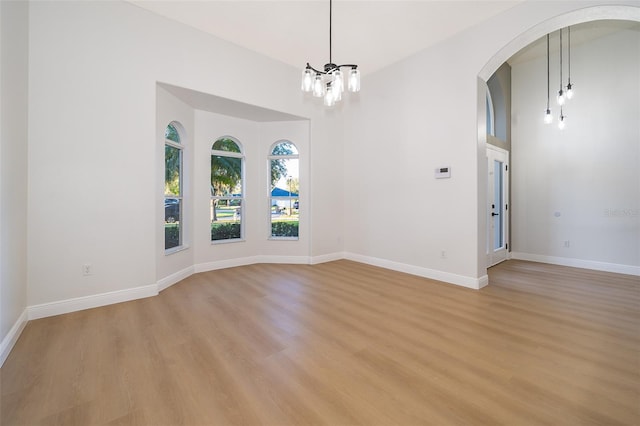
[487,146,509,267]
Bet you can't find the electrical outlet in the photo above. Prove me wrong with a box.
[82,264,93,276]
[441,250,447,259]
[563,240,570,248]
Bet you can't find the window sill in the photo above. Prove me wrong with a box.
[211,238,245,245]
[165,244,189,256]
[268,237,299,241]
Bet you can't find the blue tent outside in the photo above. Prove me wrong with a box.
[271,187,298,197]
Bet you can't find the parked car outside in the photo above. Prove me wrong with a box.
[165,198,180,223]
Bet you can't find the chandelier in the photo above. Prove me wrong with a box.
[301,0,360,107]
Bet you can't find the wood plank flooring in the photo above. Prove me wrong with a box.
[2,259,639,425]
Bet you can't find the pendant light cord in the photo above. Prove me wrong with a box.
[546,34,550,109]
[329,0,332,64]
[559,28,563,91]
[567,26,571,83]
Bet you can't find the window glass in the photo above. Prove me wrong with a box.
[211,137,244,242]
[165,122,183,251]
[212,138,241,153]
[269,141,299,239]
[165,123,180,143]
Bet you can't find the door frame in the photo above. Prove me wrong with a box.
[487,145,510,267]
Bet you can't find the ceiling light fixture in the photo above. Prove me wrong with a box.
[557,28,565,106]
[544,34,553,124]
[566,26,574,100]
[301,0,360,106]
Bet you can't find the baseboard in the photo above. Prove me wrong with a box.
[477,274,489,289]
[310,252,346,265]
[194,254,325,274]
[194,255,263,273]
[344,252,487,290]
[28,284,159,320]
[510,252,640,276]
[158,266,195,292]
[22,251,490,327]
[0,308,28,367]
[255,255,311,264]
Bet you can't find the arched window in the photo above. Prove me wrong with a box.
[486,89,496,137]
[164,122,183,251]
[211,137,244,242]
[269,141,299,239]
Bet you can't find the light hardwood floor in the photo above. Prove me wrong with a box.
[2,260,639,425]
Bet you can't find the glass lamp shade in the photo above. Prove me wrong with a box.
[558,114,566,130]
[301,68,314,92]
[324,85,335,106]
[544,109,553,124]
[312,74,324,98]
[566,83,574,100]
[332,70,344,94]
[348,68,360,92]
[557,89,565,106]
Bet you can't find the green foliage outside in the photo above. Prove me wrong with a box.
[165,146,181,196]
[271,220,299,237]
[165,224,180,249]
[270,142,295,189]
[165,124,181,196]
[165,123,180,143]
[211,138,242,196]
[211,222,241,240]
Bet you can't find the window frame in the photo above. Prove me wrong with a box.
[164,122,185,254]
[268,141,300,240]
[210,137,245,244]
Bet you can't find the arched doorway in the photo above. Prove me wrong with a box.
[476,6,640,280]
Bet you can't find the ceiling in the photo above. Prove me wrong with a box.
[129,0,524,75]
[508,20,640,66]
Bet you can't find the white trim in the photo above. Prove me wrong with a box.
[255,255,310,264]
[157,266,195,292]
[511,252,640,277]
[344,252,487,290]
[478,274,489,289]
[18,252,492,331]
[194,255,262,273]
[0,309,28,367]
[211,238,245,245]
[164,244,189,256]
[310,251,346,265]
[194,255,311,273]
[27,284,158,320]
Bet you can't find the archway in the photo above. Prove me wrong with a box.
[476,5,640,281]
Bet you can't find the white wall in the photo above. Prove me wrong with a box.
[1,0,29,364]
[14,0,639,328]
[343,1,640,287]
[510,27,639,273]
[26,0,343,309]
[192,112,310,269]
[156,86,195,285]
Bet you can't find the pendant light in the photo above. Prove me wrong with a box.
[557,28,565,106]
[566,26,574,99]
[558,108,566,130]
[301,0,360,107]
[544,34,553,124]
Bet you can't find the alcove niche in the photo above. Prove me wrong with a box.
[156,82,311,289]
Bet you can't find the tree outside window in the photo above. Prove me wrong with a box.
[165,123,183,251]
[269,141,299,238]
[211,137,243,242]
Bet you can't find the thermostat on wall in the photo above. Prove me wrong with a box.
[435,167,451,179]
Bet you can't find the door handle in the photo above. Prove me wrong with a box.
[491,212,499,216]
